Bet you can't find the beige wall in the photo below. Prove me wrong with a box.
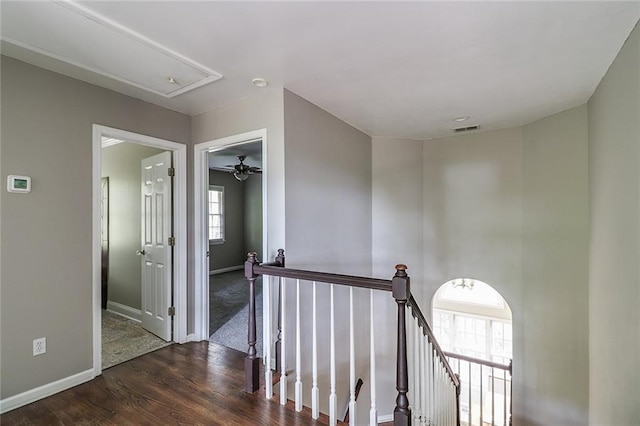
[0,56,190,399]
[373,113,590,423]
[102,142,165,311]
[588,22,640,425]
[521,105,589,425]
[421,128,526,422]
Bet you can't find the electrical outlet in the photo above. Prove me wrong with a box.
[33,337,46,356]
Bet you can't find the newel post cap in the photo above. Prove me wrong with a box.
[245,252,258,279]
[392,264,410,301]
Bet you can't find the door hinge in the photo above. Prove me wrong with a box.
[168,236,175,246]
[168,167,175,177]
[168,306,176,316]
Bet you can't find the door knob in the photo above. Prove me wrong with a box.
[136,249,146,256]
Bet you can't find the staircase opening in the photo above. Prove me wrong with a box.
[432,278,513,426]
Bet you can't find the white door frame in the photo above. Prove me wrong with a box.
[193,129,268,341]
[92,124,188,376]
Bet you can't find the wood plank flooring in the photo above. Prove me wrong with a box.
[1,342,340,425]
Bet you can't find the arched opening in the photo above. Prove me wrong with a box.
[432,278,512,426]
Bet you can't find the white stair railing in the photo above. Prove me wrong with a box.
[407,294,461,426]
[244,251,460,426]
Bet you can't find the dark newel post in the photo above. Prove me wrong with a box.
[244,252,260,393]
[275,248,285,267]
[455,374,462,426]
[274,249,285,373]
[392,264,411,426]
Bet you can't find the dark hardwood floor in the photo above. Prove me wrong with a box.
[1,342,340,425]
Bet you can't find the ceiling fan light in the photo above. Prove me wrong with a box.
[234,172,249,181]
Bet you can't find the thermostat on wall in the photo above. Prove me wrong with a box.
[7,175,31,193]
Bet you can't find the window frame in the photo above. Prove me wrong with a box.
[208,185,225,244]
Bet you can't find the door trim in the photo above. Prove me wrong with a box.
[92,124,188,376]
[193,129,268,341]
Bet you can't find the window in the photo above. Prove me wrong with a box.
[433,309,512,363]
[208,186,224,243]
[433,277,512,363]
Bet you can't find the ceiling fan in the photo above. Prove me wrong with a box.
[224,155,262,181]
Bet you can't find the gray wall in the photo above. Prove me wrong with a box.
[191,89,284,338]
[283,89,372,275]
[282,89,373,417]
[208,170,245,271]
[588,22,640,425]
[191,90,285,263]
[243,174,263,259]
[0,56,190,399]
[372,137,425,416]
[102,142,165,311]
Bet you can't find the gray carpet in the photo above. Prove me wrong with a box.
[102,310,171,369]
[209,270,263,355]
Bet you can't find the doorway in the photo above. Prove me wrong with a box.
[193,129,268,343]
[207,143,263,352]
[100,143,172,368]
[92,125,187,375]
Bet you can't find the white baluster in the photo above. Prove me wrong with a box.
[434,356,439,426]
[369,289,377,426]
[408,309,416,422]
[349,286,356,426]
[264,275,273,399]
[425,332,430,425]
[280,278,287,405]
[418,327,425,425]
[329,284,337,426]
[312,281,319,419]
[429,341,434,425]
[411,319,423,424]
[295,279,302,412]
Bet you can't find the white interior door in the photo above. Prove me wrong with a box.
[140,151,173,341]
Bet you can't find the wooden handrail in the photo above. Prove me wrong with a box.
[444,351,512,373]
[407,295,460,388]
[254,264,393,292]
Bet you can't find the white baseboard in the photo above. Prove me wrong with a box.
[0,368,94,414]
[185,333,198,342]
[106,301,142,323]
[378,414,393,423]
[209,265,244,275]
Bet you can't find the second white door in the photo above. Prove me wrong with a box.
[140,151,173,341]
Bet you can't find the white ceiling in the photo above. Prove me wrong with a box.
[1,1,638,140]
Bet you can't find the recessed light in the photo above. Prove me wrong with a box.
[452,116,470,122]
[252,78,269,88]
[168,77,178,84]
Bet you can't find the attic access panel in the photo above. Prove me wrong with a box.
[0,1,222,98]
